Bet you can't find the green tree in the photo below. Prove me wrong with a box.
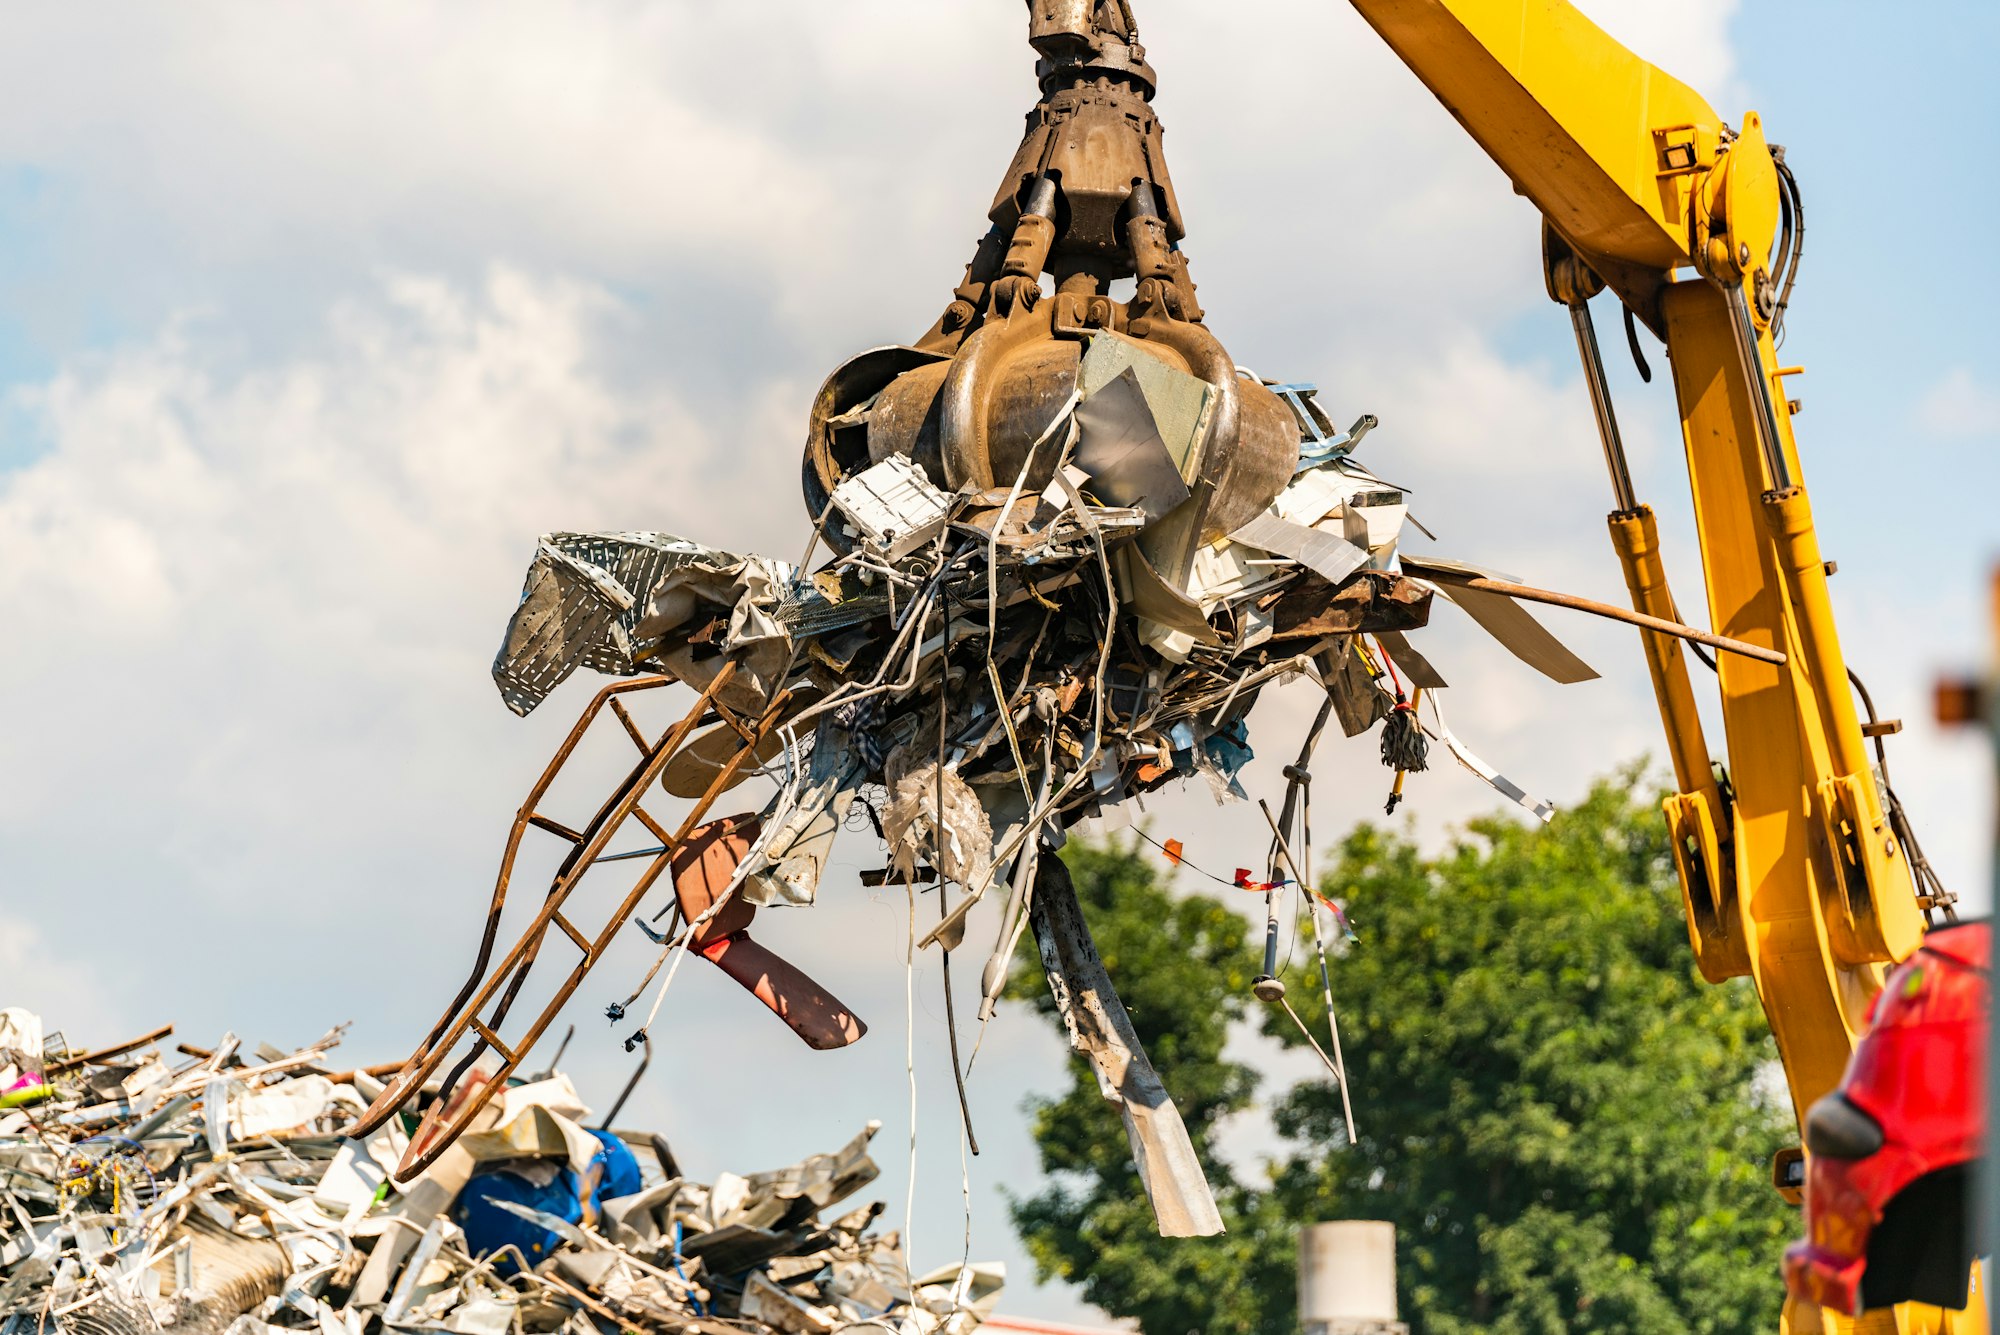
[1006,773,1795,1335]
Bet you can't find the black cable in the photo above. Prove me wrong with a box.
[1847,665,1954,923]
[1622,303,1654,384]
[1770,150,1794,326]
[1662,592,1720,675]
[1771,153,1805,349]
[598,1034,651,1129]
[1131,828,1240,891]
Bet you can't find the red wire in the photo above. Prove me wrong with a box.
[1373,635,1406,700]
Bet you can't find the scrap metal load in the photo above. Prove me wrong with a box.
[0,1012,1002,1335]
[365,0,1629,1245]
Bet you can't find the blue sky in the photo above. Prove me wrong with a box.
[1,2,1993,1325]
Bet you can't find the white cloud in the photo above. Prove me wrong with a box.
[0,916,123,1046]
[1582,0,1742,108]
[0,268,807,941]
[1920,367,2000,439]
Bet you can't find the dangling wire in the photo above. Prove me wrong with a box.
[1848,666,1955,923]
[934,581,980,1156]
[1622,303,1653,384]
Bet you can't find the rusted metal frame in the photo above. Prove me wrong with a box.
[372,668,726,1129]
[561,727,683,878]
[379,674,679,1091]
[526,814,584,843]
[629,806,674,845]
[46,1025,175,1073]
[388,678,795,1179]
[435,731,692,1099]
[467,1019,516,1066]
[711,696,760,749]
[549,911,594,954]
[348,670,714,1140]
[391,681,791,1177]
[607,697,650,754]
[431,826,682,1116]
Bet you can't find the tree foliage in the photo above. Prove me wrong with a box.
[1005,773,1795,1334]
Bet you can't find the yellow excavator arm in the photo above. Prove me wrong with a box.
[1343,3,1967,1330]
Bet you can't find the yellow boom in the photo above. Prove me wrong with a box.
[1343,3,1972,1330]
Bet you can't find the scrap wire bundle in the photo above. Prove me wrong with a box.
[490,338,1479,1015]
[474,332,1598,1243]
[0,1010,1002,1335]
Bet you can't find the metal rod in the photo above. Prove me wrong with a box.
[598,1034,650,1129]
[1426,571,1786,666]
[1260,886,1281,977]
[546,1023,574,1073]
[1567,299,1639,512]
[1296,778,1355,1145]
[1721,282,1796,492]
[593,845,670,864]
[1254,802,1284,988]
[47,1025,174,1074]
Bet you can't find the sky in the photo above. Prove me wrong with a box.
[1,1,1995,1325]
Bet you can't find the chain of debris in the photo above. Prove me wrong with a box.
[0,1011,1002,1335]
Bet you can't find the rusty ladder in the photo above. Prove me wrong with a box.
[348,661,792,1179]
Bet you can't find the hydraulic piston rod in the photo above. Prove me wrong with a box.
[1567,299,1638,512]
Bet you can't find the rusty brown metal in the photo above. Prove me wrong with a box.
[1269,572,1435,641]
[671,816,867,1051]
[347,662,807,1179]
[807,0,1297,555]
[1427,571,1788,666]
[46,1025,176,1073]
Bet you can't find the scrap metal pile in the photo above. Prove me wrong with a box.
[0,1013,1001,1335]
[353,0,1638,1247]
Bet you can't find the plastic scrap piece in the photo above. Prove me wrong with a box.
[830,454,953,562]
[671,817,869,1050]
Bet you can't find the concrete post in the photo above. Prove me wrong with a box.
[1298,1221,1407,1335]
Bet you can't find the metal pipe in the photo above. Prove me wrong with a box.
[1761,486,1869,779]
[1608,508,1724,797]
[1567,299,1638,512]
[1721,283,1796,493]
[1252,800,1293,1004]
[1417,570,1787,666]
